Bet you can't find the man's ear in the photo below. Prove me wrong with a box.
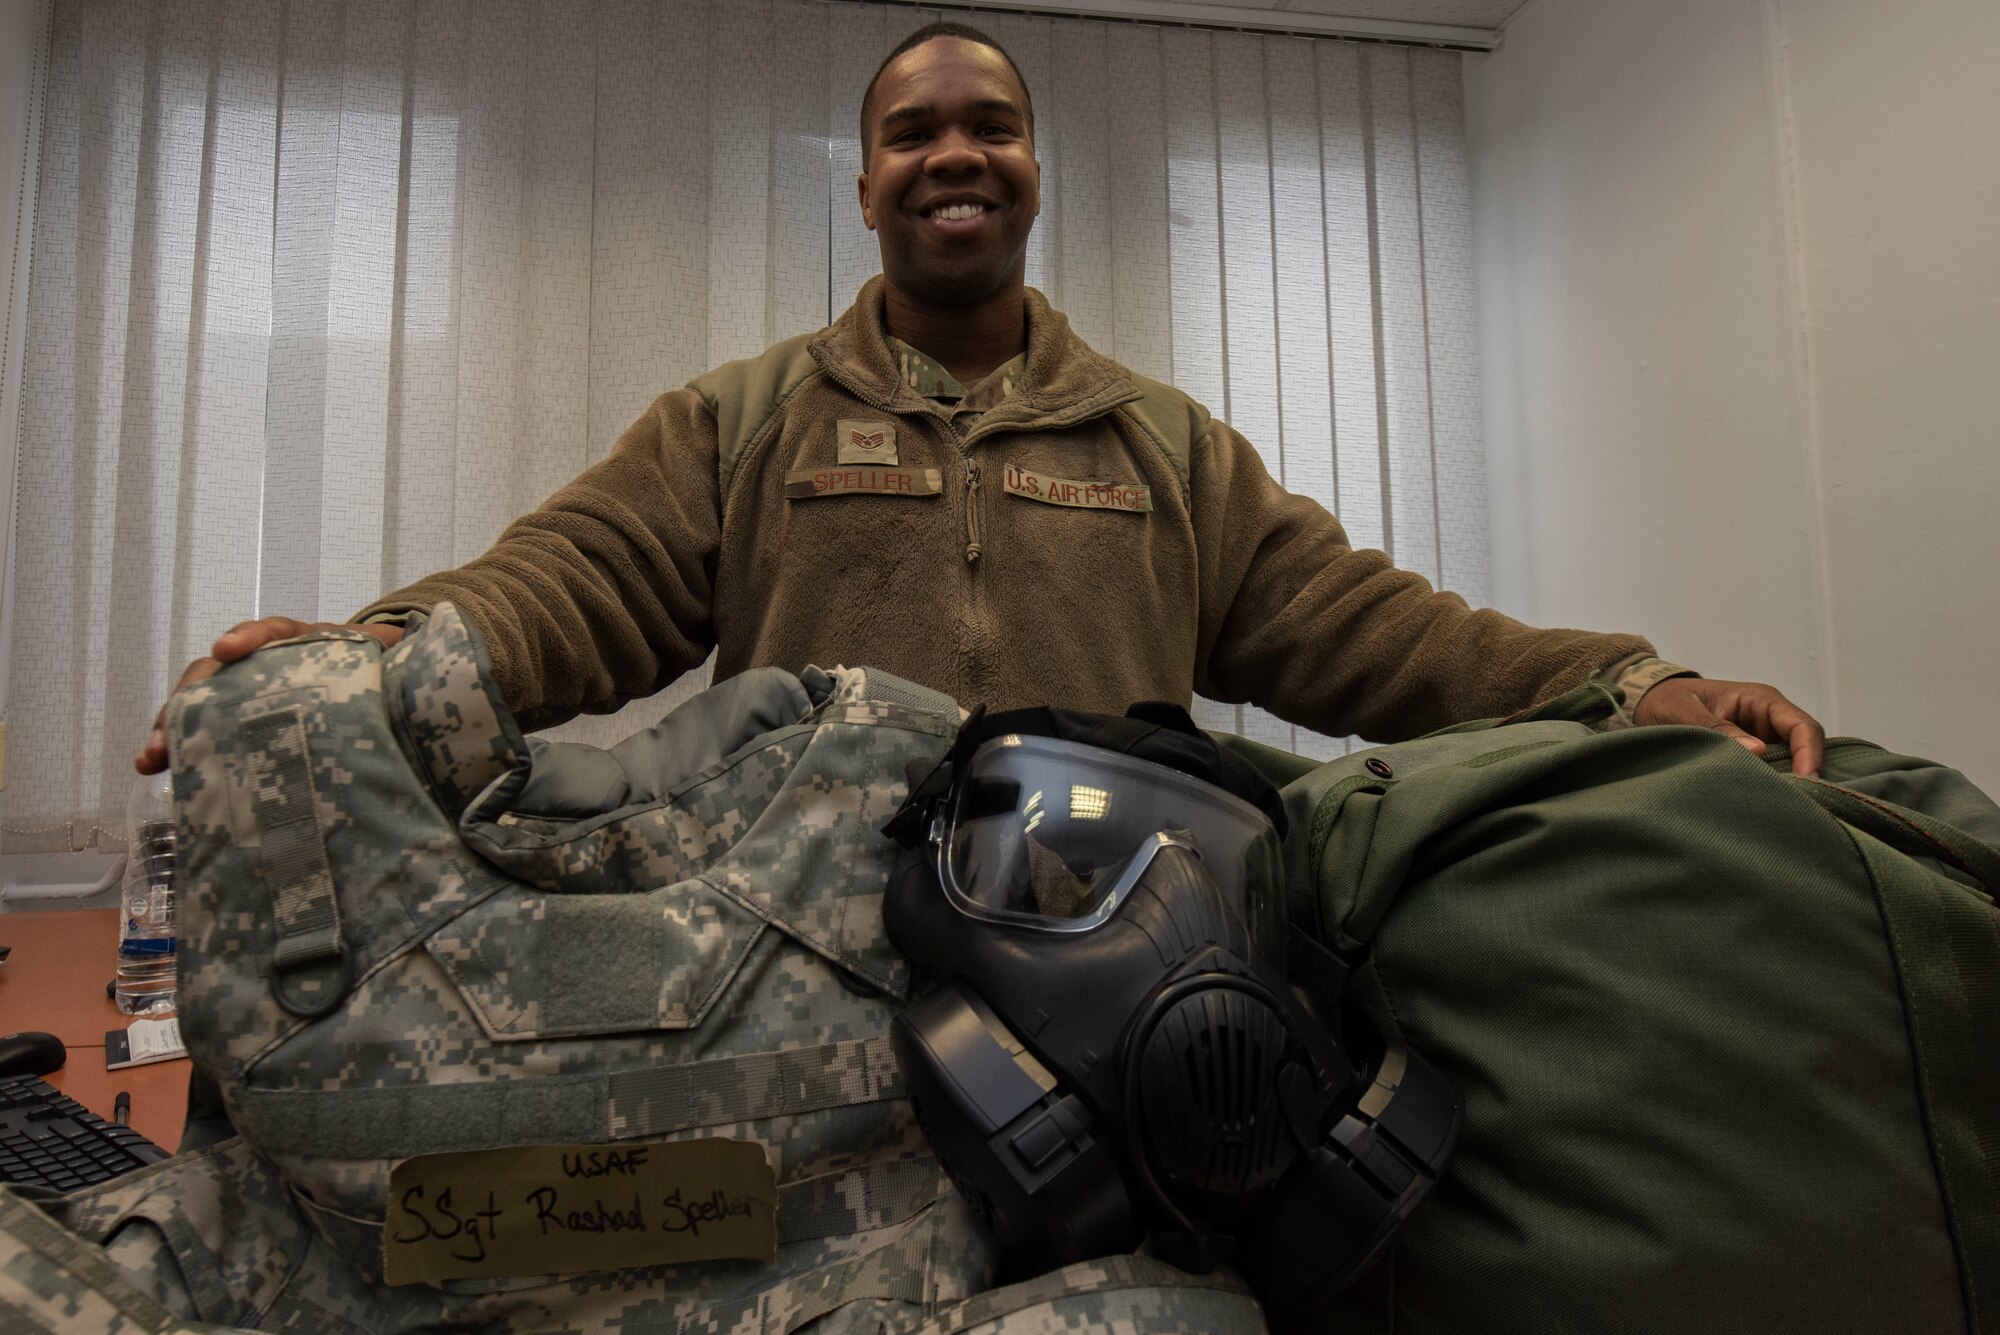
[856,172,876,232]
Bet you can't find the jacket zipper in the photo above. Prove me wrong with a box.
[963,460,982,565]
[934,414,990,704]
[810,362,989,568]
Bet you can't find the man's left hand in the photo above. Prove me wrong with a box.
[1632,676,1825,777]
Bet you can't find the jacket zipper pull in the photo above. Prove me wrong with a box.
[964,462,983,565]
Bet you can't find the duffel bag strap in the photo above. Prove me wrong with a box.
[1789,775,2000,901]
[1830,800,2000,1334]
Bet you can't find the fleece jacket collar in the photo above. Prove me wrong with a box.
[808,276,1142,440]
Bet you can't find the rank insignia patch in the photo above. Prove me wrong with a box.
[837,419,897,465]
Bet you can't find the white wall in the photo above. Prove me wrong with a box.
[1468,0,2000,793]
[1776,0,2000,790]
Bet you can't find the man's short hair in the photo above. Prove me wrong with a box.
[859,21,1036,168]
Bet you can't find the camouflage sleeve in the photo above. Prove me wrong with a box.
[355,389,722,733]
[1596,654,1700,731]
[0,1187,252,1333]
[1189,419,1657,742]
[356,608,427,631]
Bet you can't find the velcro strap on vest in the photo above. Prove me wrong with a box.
[243,709,342,969]
[701,1209,932,1332]
[770,1154,945,1245]
[231,1037,905,1158]
[607,1036,904,1139]
[241,709,351,1015]
[914,1253,1255,1335]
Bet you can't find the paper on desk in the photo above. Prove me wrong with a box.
[104,1016,186,1069]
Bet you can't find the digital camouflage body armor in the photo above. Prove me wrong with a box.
[0,605,1264,1334]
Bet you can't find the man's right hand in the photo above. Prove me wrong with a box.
[135,617,407,775]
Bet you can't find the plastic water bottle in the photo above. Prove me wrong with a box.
[115,770,179,1016]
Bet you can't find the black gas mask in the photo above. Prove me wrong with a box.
[882,704,1459,1331]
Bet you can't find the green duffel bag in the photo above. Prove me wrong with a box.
[1221,687,2000,1335]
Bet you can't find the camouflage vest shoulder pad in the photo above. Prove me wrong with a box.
[1115,372,1210,496]
[687,331,822,497]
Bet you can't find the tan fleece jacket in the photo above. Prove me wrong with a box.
[362,279,1653,740]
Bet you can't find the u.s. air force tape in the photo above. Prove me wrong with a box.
[784,466,942,499]
[383,1139,777,1285]
[1000,464,1152,512]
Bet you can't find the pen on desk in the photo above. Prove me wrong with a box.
[114,1091,131,1126]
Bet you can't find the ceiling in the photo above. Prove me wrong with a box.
[1140,0,1531,25]
[910,0,1535,47]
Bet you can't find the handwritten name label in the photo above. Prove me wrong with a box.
[383,1139,776,1286]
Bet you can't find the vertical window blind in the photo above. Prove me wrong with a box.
[7,0,1484,852]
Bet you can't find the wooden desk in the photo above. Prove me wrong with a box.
[1,907,189,1149]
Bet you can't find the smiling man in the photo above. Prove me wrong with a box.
[140,21,1823,775]
[859,32,1041,370]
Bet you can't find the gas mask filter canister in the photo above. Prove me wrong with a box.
[881,704,1461,1332]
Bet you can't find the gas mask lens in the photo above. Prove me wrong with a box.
[933,734,1286,943]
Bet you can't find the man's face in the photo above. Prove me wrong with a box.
[858,38,1041,310]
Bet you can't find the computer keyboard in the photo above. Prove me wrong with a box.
[0,1073,170,1192]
